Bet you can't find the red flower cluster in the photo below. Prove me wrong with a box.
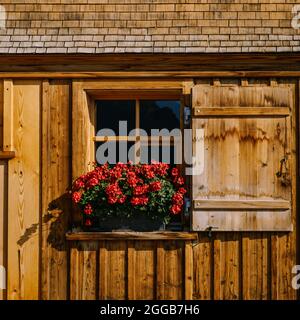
[84,204,93,215]
[72,191,82,204]
[150,181,162,192]
[133,185,149,196]
[131,196,149,206]
[106,183,126,204]
[170,187,187,215]
[71,162,187,223]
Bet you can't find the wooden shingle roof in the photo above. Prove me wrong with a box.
[0,1,299,54]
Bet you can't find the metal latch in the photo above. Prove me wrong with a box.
[206,226,219,238]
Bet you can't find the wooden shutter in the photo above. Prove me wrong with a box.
[192,81,293,231]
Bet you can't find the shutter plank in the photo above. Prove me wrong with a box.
[194,107,290,117]
[194,199,290,210]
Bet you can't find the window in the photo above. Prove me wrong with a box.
[94,98,182,165]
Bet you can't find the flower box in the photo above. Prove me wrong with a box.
[71,162,186,232]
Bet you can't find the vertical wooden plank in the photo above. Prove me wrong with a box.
[242,235,269,300]
[104,241,127,300]
[0,80,3,150]
[3,80,13,152]
[0,161,7,300]
[213,236,221,300]
[271,81,296,300]
[72,80,93,177]
[184,241,193,300]
[7,81,41,300]
[127,240,136,300]
[193,235,212,300]
[214,234,240,300]
[99,241,108,300]
[72,80,94,225]
[134,241,155,300]
[156,241,165,300]
[70,241,98,300]
[41,80,71,300]
[162,241,183,300]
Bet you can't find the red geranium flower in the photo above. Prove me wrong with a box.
[86,177,99,188]
[133,185,149,196]
[85,219,92,226]
[172,192,184,205]
[170,204,181,215]
[176,177,184,185]
[131,196,149,206]
[178,187,187,194]
[84,204,93,215]
[171,167,179,177]
[150,181,162,192]
[72,191,82,204]
[73,178,85,191]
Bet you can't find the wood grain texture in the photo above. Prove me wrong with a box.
[0,80,3,150]
[70,241,98,300]
[2,71,300,79]
[41,80,71,300]
[130,241,155,300]
[192,235,212,300]
[3,80,13,152]
[72,81,94,225]
[194,107,290,117]
[242,234,269,300]
[213,234,240,300]
[104,241,127,300]
[161,241,184,300]
[184,241,193,300]
[192,82,293,231]
[66,232,198,241]
[7,81,41,300]
[194,199,290,210]
[0,161,7,300]
[0,53,300,74]
[271,80,297,300]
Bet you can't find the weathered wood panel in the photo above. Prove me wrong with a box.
[0,161,7,300]
[270,80,297,300]
[7,81,41,300]
[99,241,127,300]
[192,81,293,231]
[0,80,3,150]
[70,241,98,300]
[41,80,71,300]
[3,80,13,152]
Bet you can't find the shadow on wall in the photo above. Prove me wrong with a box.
[44,193,71,251]
[17,192,71,251]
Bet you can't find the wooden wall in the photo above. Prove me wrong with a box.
[0,77,298,300]
[68,233,297,300]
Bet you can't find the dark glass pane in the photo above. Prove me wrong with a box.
[140,145,176,164]
[140,100,180,134]
[96,100,135,135]
[96,142,135,164]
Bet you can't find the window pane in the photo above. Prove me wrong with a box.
[96,142,135,164]
[140,100,180,135]
[140,145,176,164]
[96,100,135,135]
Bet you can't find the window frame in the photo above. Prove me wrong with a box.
[94,94,183,165]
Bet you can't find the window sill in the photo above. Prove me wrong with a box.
[66,231,198,241]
